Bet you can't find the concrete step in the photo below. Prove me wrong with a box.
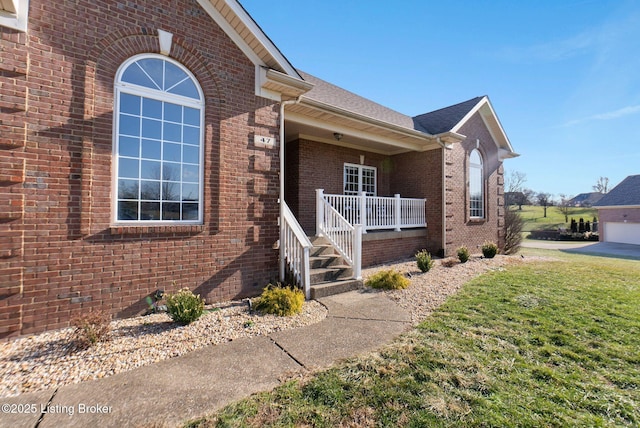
[309,254,344,269]
[309,266,353,284]
[310,279,363,299]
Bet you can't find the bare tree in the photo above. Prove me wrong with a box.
[505,171,530,210]
[537,192,553,218]
[556,194,574,223]
[592,177,609,194]
[503,207,525,255]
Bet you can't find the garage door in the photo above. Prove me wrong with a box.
[604,222,640,245]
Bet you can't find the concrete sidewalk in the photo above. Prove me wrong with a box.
[1,290,411,428]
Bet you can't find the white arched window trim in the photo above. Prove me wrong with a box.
[469,149,484,219]
[112,53,205,224]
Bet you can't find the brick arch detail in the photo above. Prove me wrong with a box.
[79,29,225,235]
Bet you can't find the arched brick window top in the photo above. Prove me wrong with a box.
[469,149,484,219]
[113,54,205,224]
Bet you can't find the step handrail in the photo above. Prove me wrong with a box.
[315,189,362,280]
[281,202,313,299]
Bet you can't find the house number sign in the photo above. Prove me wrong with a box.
[254,135,275,148]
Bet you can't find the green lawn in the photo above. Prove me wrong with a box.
[186,251,640,427]
[515,205,598,232]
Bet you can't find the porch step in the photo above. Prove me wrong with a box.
[310,279,363,299]
[306,235,363,299]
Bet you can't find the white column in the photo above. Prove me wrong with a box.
[394,194,401,231]
[359,191,367,233]
[316,189,324,237]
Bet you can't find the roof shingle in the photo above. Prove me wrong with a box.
[412,97,484,134]
[594,175,640,206]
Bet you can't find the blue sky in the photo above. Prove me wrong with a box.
[241,0,640,199]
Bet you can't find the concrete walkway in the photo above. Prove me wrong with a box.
[1,290,411,428]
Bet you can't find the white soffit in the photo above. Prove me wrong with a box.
[196,0,300,78]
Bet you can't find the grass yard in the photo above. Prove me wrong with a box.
[516,205,598,232]
[186,251,640,427]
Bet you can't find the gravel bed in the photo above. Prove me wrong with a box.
[1,254,548,399]
[0,300,327,398]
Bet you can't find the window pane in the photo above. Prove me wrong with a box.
[183,145,199,164]
[162,182,180,201]
[119,114,140,136]
[141,160,161,179]
[141,139,161,160]
[163,122,181,142]
[162,202,181,220]
[118,201,139,220]
[121,64,156,89]
[140,180,160,200]
[163,162,180,181]
[120,93,141,115]
[118,179,138,199]
[164,62,189,91]
[182,164,198,183]
[164,103,182,123]
[168,79,200,99]
[137,58,163,90]
[183,126,200,146]
[119,158,139,179]
[182,183,199,201]
[182,203,199,220]
[119,136,140,158]
[184,108,200,126]
[140,202,160,220]
[142,118,161,139]
[142,98,162,119]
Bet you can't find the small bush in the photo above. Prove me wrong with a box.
[415,249,434,272]
[366,269,410,290]
[254,284,304,316]
[166,288,205,325]
[481,241,498,258]
[70,310,111,349]
[457,246,470,263]
[503,208,524,254]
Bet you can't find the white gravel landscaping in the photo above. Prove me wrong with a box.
[0,254,546,398]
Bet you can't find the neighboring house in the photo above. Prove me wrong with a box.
[568,192,604,207]
[0,0,517,337]
[593,175,640,245]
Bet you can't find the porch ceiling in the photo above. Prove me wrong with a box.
[285,102,455,155]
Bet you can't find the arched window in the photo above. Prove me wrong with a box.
[113,54,204,223]
[469,149,484,218]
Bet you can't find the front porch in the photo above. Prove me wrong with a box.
[281,191,429,299]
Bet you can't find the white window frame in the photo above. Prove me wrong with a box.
[112,53,205,225]
[343,163,377,196]
[0,0,28,32]
[469,149,484,219]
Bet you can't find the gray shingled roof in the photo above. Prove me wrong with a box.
[594,175,640,206]
[299,71,415,130]
[412,97,484,134]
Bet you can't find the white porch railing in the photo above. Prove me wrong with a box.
[317,190,427,233]
[281,202,313,299]
[316,190,363,280]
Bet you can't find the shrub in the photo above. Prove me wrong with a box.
[457,246,470,263]
[481,241,498,258]
[415,249,434,272]
[70,310,111,349]
[166,288,205,325]
[254,284,304,316]
[366,269,410,290]
[503,208,525,255]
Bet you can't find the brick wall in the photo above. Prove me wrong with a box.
[443,113,505,255]
[0,0,280,337]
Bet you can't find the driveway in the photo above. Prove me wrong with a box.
[522,240,640,260]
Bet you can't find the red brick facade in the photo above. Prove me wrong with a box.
[597,208,640,242]
[0,0,280,337]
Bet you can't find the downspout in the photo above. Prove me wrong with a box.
[438,137,449,256]
[279,97,301,282]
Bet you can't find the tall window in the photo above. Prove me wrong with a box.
[0,0,29,31]
[113,54,204,223]
[469,149,484,218]
[344,163,376,196]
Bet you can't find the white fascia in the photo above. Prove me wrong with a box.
[0,0,28,32]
